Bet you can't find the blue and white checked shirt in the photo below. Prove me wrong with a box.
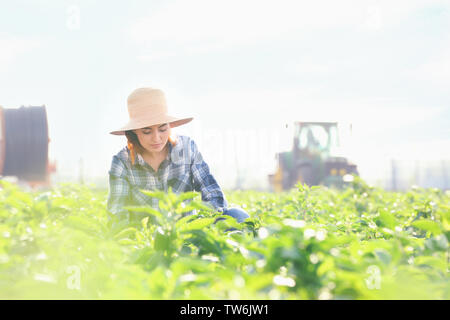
[107,134,228,222]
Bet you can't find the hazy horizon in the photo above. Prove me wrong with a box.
[1,0,449,190]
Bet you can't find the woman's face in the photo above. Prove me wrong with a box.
[133,123,170,154]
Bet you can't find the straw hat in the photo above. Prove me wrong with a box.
[109,87,193,135]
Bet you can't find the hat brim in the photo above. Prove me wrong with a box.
[109,116,193,136]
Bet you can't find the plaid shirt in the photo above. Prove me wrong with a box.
[107,134,228,222]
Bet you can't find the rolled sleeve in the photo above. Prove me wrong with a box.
[189,139,228,212]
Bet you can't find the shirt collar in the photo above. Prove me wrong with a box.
[133,140,176,167]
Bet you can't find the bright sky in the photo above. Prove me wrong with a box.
[1,0,449,190]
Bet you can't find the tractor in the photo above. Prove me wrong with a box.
[268,122,358,192]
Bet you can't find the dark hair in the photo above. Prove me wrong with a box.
[124,126,178,165]
[125,130,144,155]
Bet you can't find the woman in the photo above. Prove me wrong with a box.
[107,87,249,226]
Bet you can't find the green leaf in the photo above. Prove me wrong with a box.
[117,238,137,245]
[174,191,201,208]
[175,204,198,214]
[123,205,163,219]
[166,188,178,205]
[141,216,149,229]
[411,220,442,235]
[425,234,448,252]
[414,256,447,272]
[63,215,101,235]
[376,210,397,230]
[139,189,167,201]
[154,232,171,251]
[129,247,154,264]
[179,218,216,232]
[175,215,196,229]
[374,249,391,265]
[215,215,242,231]
[113,227,137,240]
[189,201,215,212]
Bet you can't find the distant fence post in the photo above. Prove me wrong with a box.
[391,159,397,191]
[79,157,84,185]
[442,160,448,191]
[414,160,420,187]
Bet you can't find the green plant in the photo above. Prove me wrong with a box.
[0,179,448,299]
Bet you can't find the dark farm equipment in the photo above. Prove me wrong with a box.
[0,105,56,190]
[268,121,358,192]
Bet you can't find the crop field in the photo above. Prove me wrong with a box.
[0,177,448,300]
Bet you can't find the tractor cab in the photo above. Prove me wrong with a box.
[293,122,340,159]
